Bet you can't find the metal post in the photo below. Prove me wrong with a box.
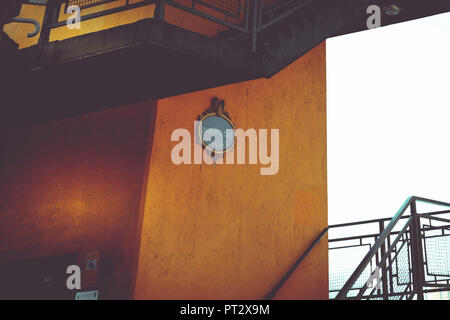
[243,0,250,31]
[379,220,389,300]
[410,199,425,300]
[250,0,258,53]
[155,0,166,21]
[38,0,60,45]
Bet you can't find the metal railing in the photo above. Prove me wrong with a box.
[156,0,251,33]
[157,0,314,51]
[329,196,450,300]
[264,227,328,300]
[6,0,313,52]
[38,0,157,44]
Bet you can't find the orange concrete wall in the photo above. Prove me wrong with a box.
[0,101,157,299]
[134,42,328,299]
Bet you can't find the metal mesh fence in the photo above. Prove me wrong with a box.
[329,245,372,295]
[385,238,411,299]
[328,200,450,300]
[425,234,450,276]
[66,0,243,17]
[66,0,117,9]
[196,0,242,17]
[395,240,411,285]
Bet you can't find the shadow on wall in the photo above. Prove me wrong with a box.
[0,100,157,299]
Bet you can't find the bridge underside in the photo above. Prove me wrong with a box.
[1,0,449,127]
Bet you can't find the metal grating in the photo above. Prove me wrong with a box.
[66,0,118,9]
[196,0,242,17]
[66,0,243,17]
[329,245,372,294]
[425,234,450,277]
[395,240,411,285]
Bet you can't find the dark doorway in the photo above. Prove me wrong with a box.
[0,253,77,300]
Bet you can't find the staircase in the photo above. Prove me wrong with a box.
[265,196,450,300]
[329,196,450,300]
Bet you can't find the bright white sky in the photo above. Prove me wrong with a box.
[327,12,450,225]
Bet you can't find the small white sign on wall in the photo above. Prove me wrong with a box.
[75,290,99,300]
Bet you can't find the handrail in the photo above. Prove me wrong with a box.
[335,196,450,300]
[329,209,450,229]
[264,227,328,300]
[335,196,414,299]
[354,216,413,300]
[11,17,41,38]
